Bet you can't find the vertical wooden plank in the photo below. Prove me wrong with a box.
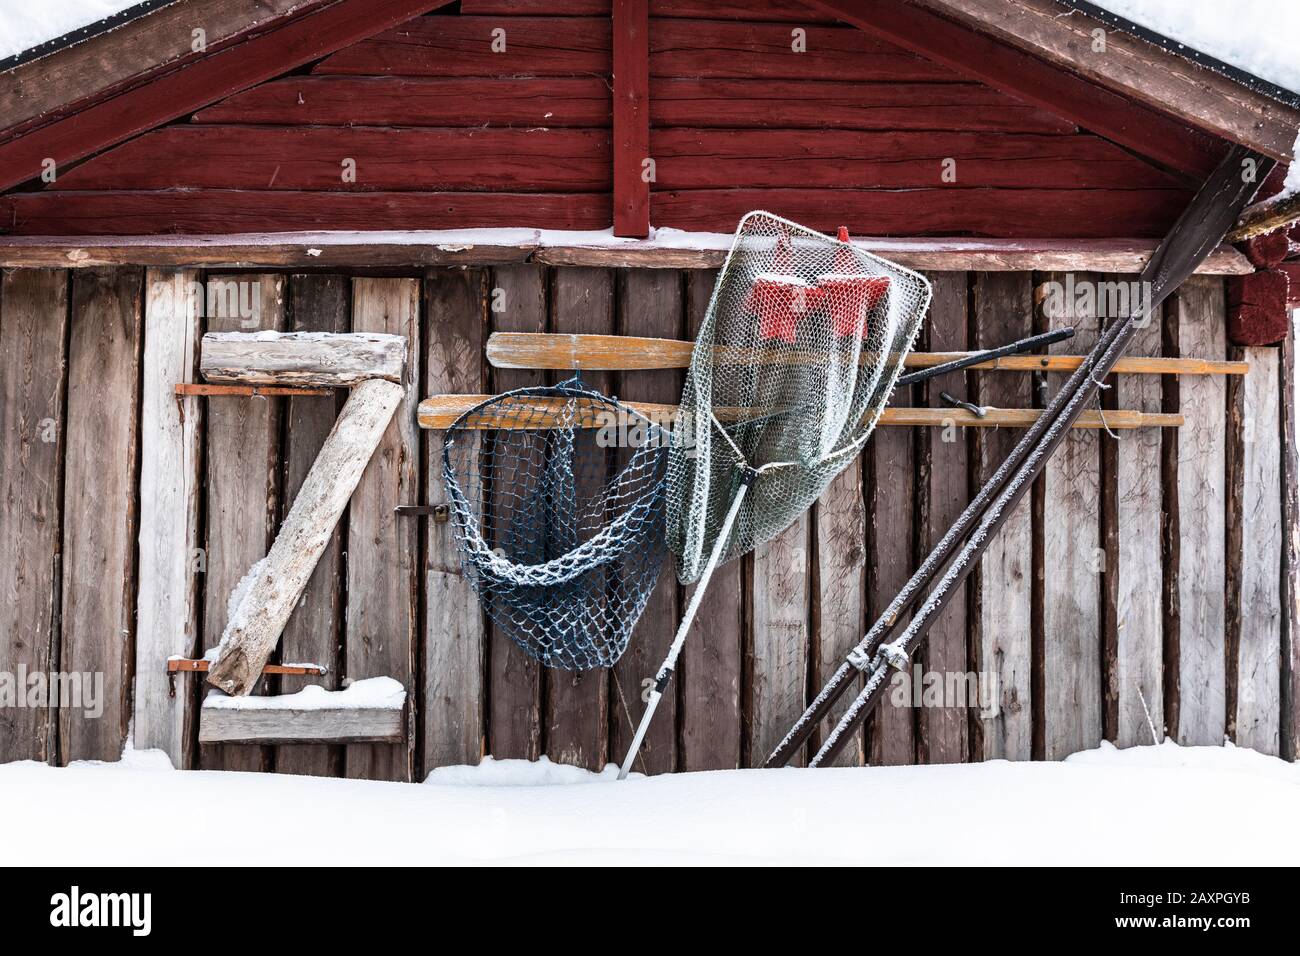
[275,274,348,778]
[812,458,865,767]
[1236,347,1282,754]
[0,269,67,765]
[134,268,202,770]
[485,264,544,760]
[545,267,612,770]
[346,277,420,782]
[1280,332,1299,762]
[60,267,143,763]
[678,268,744,771]
[867,386,916,766]
[1174,277,1228,746]
[971,272,1033,761]
[1038,271,1102,760]
[1113,283,1164,747]
[423,269,488,772]
[611,268,681,773]
[201,274,285,773]
[750,514,810,766]
[918,272,969,764]
[612,0,650,237]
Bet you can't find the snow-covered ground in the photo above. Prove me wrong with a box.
[3,741,1296,865]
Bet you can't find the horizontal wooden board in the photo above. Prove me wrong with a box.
[199,704,406,744]
[417,394,1178,430]
[193,76,1073,135]
[314,17,612,76]
[651,79,1075,134]
[0,191,612,236]
[52,127,612,192]
[460,0,835,19]
[650,19,955,81]
[651,129,1179,190]
[194,76,612,127]
[484,332,1249,376]
[0,235,1252,274]
[651,188,1189,238]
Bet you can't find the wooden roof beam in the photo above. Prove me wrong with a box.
[910,0,1300,164]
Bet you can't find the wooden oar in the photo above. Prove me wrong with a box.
[484,331,1248,376]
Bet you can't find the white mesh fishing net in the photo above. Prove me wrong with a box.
[668,211,933,583]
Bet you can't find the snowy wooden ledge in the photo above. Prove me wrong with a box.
[196,330,409,698]
[200,677,406,745]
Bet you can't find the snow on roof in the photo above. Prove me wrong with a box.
[0,0,156,65]
[1084,0,1300,98]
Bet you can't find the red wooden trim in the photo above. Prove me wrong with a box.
[0,190,612,235]
[613,0,650,237]
[51,127,613,192]
[194,76,613,127]
[803,0,1225,178]
[650,187,1190,238]
[0,0,456,194]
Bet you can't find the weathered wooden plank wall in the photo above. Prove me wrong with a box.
[971,272,1034,760]
[200,274,285,773]
[0,266,1295,775]
[347,277,421,781]
[277,274,349,777]
[59,267,143,763]
[134,268,203,770]
[0,269,68,765]
[1038,271,1103,760]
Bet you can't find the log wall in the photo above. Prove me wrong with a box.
[0,264,1295,776]
[0,0,1190,238]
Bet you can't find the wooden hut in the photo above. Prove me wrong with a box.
[0,0,1296,779]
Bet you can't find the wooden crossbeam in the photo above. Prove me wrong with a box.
[417,394,1180,431]
[484,332,1248,376]
[175,383,333,397]
[168,658,326,676]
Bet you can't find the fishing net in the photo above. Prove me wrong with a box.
[669,211,932,583]
[442,378,670,670]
